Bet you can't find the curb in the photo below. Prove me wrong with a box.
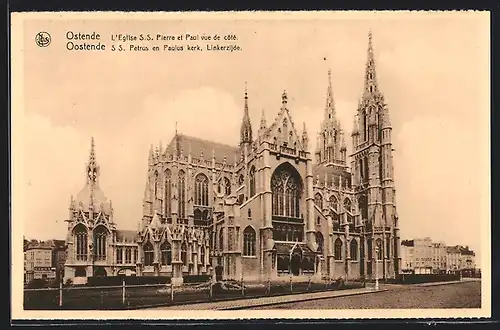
[221,289,389,310]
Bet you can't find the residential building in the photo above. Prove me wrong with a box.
[24,241,55,283]
[401,239,476,275]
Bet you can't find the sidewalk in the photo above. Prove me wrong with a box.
[413,278,479,287]
[148,287,388,310]
[381,277,479,289]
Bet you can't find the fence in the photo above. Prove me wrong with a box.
[395,273,461,285]
[24,277,365,310]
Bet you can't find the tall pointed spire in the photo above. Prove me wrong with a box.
[324,68,336,121]
[302,122,309,150]
[89,137,96,166]
[363,30,379,97]
[260,108,266,130]
[240,82,253,145]
[86,137,99,184]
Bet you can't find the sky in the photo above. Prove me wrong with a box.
[19,12,489,265]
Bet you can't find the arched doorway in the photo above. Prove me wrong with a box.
[215,265,223,281]
[94,267,107,277]
[290,246,303,276]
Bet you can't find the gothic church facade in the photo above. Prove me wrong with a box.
[64,32,401,285]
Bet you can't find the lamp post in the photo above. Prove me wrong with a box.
[374,246,379,291]
[89,242,95,277]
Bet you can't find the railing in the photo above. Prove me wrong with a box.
[280,145,295,155]
[24,277,365,310]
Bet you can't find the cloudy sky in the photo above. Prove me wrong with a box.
[18,12,489,264]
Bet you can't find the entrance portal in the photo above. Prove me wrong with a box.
[290,244,303,276]
[291,254,301,276]
[94,267,107,277]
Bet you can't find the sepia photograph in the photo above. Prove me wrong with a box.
[11,11,491,320]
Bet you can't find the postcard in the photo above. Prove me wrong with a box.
[11,10,491,320]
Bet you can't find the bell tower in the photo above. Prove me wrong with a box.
[315,69,347,167]
[351,31,400,279]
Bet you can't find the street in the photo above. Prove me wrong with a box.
[247,281,481,309]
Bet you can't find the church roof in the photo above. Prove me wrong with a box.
[312,164,351,187]
[75,184,111,213]
[166,134,239,164]
[116,229,138,242]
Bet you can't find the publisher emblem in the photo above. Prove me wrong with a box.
[35,32,51,48]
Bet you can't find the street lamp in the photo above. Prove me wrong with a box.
[374,246,379,291]
[89,242,95,277]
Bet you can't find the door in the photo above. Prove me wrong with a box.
[291,254,301,276]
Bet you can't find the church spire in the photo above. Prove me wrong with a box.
[324,68,336,121]
[260,108,266,130]
[86,137,99,185]
[240,82,253,145]
[363,30,379,98]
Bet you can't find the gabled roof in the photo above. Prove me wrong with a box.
[165,134,239,164]
[265,94,305,151]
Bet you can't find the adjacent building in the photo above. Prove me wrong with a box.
[401,238,476,275]
[24,241,56,284]
[24,240,68,284]
[63,32,402,285]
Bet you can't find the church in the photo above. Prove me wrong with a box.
[63,32,401,285]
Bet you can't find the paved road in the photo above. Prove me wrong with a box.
[247,281,481,309]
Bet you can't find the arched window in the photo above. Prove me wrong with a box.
[376,239,383,260]
[362,111,368,141]
[194,174,209,206]
[125,247,132,264]
[143,242,154,266]
[238,175,244,187]
[316,232,324,255]
[200,247,205,266]
[116,247,123,264]
[334,238,342,260]
[154,171,159,198]
[358,195,368,221]
[329,195,338,211]
[178,170,186,219]
[160,241,172,266]
[181,242,187,266]
[271,163,302,218]
[314,193,323,209]
[218,228,224,252]
[224,177,231,195]
[344,198,352,213]
[350,239,358,261]
[248,209,252,218]
[194,209,202,221]
[249,166,256,197]
[243,226,256,256]
[164,170,172,217]
[74,224,88,261]
[93,225,107,261]
[386,239,391,259]
[316,216,321,225]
